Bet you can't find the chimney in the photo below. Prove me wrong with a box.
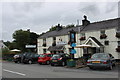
[82,15,90,26]
[56,24,62,31]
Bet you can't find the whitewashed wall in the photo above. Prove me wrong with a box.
[37,28,119,59]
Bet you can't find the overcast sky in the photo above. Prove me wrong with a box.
[1,0,119,41]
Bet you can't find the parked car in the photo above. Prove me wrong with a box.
[87,53,116,70]
[13,53,23,63]
[50,53,70,66]
[38,53,54,65]
[14,52,40,64]
[21,52,40,64]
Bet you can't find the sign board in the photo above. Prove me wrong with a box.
[71,43,76,47]
[70,49,76,54]
[25,45,36,48]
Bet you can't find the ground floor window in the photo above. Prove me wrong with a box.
[43,49,47,54]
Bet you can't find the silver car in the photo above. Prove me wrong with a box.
[87,53,116,70]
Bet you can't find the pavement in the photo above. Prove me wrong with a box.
[1,61,119,79]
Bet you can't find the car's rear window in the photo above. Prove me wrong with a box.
[52,55,61,59]
[91,53,109,59]
[39,54,46,57]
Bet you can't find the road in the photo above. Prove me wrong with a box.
[1,61,119,79]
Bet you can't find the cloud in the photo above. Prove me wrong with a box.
[79,3,99,16]
[1,2,118,41]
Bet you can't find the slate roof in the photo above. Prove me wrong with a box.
[48,44,65,51]
[38,18,120,39]
[90,37,104,47]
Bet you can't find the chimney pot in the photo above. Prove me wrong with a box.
[82,15,90,26]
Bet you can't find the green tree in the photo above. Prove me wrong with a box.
[66,24,75,28]
[4,41,17,50]
[12,29,39,52]
[29,32,39,45]
[13,29,30,52]
[49,26,57,31]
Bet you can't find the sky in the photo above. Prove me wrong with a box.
[0,0,119,41]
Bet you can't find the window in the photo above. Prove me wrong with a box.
[47,54,53,57]
[53,37,56,41]
[104,41,109,45]
[100,30,107,39]
[81,33,85,37]
[100,30,105,35]
[43,38,46,43]
[79,33,86,40]
[43,49,47,54]
[43,38,46,47]
[118,41,120,47]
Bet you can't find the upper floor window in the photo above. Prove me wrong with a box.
[42,38,46,47]
[52,37,56,46]
[53,37,56,41]
[79,33,86,40]
[100,30,105,34]
[116,29,120,38]
[43,38,46,43]
[81,33,85,37]
[100,30,107,39]
[118,41,120,47]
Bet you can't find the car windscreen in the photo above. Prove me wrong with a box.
[51,55,61,59]
[91,53,109,59]
[39,54,46,57]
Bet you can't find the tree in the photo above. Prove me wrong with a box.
[12,29,39,52]
[66,24,75,28]
[4,41,17,50]
[49,26,57,31]
[29,32,39,45]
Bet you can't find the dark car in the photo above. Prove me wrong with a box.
[87,53,116,70]
[50,53,70,66]
[38,53,54,65]
[22,52,40,64]
[14,52,40,64]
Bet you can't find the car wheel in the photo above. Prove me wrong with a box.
[39,63,42,65]
[14,61,18,63]
[46,61,50,65]
[113,63,116,67]
[89,67,94,70]
[108,65,113,70]
[28,60,32,64]
[62,62,66,66]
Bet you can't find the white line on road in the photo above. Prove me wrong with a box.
[3,69,26,76]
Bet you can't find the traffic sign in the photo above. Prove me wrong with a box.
[70,49,76,54]
[71,43,76,47]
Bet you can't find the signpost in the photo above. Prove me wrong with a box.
[69,29,76,59]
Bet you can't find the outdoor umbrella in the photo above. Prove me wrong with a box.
[11,49,21,52]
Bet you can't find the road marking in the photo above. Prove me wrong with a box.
[3,69,26,76]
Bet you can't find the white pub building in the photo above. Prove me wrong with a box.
[37,16,120,61]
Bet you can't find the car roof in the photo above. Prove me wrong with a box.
[42,53,54,55]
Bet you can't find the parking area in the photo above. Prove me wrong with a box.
[2,61,119,78]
